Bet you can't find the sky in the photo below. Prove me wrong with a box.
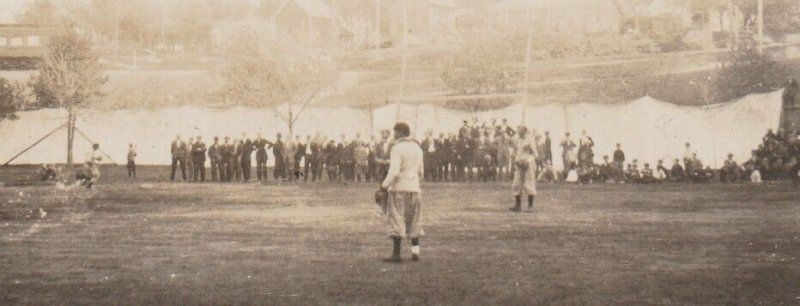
[0,0,27,23]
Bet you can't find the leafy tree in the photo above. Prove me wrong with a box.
[0,78,25,122]
[32,28,107,164]
[714,39,788,103]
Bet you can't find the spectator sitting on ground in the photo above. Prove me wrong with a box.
[720,153,741,183]
[577,164,594,184]
[537,160,556,183]
[750,167,763,183]
[750,128,800,180]
[629,160,642,183]
[670,159,685,182]
[479,154,496,182]
[565,164,579,183]
[640,163,655,184]
[690,153,707,183]
[703,166,715,182]
[39,164,58,181]
[655,160,668,182]
[624,164,633,183]
[598,155,613,182]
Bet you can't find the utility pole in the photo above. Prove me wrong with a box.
[114,0,120,55]
[375,0,381,56]
[332,0,340,48]
[757,0,764,53]
[160,0,167,50]
[399,0,409,99]
[522,14,533,123]
[727,0,735,49]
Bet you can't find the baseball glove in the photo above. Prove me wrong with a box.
[515,159,529,171]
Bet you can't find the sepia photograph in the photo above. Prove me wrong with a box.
[0,0,798,304]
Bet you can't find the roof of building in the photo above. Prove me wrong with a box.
[428,0,456,8]
[273,0,339,20]
[492,0,622,13]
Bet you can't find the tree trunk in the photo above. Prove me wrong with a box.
[66,111,75,165]
[66,110,77,165]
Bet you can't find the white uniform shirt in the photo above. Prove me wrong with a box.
[86,149,102,164]
[381,138,424,193]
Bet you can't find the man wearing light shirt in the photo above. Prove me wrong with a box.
[381,122,424,263]
[374,129,393,183]
[683,142,694,173]
[421,130,440,182]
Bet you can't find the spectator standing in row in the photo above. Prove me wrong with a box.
[543,131,552,166]
[127,143,137,178]
[191,136,207,182]
[208,137,221,181]
[170,135,188,181]
[578,130,595,167]
[186,137,195,182]
[294,135,305,181]
[273,133,285,181]
[241,134,254,181]
[421,130,440,182]
[253,134,271,181]
[560,132,577,172]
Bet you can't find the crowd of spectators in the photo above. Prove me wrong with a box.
[89,120,800,186]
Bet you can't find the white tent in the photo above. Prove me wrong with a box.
[0,90,784,169]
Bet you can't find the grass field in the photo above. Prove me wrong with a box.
[0,166,798,305]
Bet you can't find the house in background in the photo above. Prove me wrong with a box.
[0,24,56,69]
[624,0,692,38]
[388,0,457,45]
[270,0,342,46]
[621,0,746,50]
[489,0,624,36]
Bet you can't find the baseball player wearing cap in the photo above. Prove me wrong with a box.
[511,126,537,212]
[381,122,424,262]
[84,143,103,189]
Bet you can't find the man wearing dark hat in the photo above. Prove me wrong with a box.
[170,135,188,181]
[373,129,393,183]
[220,136,233,181]
[208,136,221,182]
[241,133,254,181]
[496,118,516,138]
[273,133,285,181]
[381,122,424,262]
[253,133,271,181]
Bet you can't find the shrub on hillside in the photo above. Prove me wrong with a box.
[715,39,789,103]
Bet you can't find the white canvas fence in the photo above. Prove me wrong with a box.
[0,89,784,170]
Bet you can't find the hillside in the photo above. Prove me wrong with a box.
[2,46,798,110]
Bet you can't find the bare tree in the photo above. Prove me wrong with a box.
[32,29,107,165]
[216,18,334,138]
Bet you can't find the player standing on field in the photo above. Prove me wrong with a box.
[381,122,424,263]
[510,126,537,212]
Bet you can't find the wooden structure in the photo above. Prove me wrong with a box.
[271,0,341,46]
[0,24,56,69]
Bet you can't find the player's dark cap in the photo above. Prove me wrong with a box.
[393,122,411,138]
